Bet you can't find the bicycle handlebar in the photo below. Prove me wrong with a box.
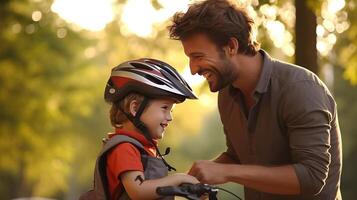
[156,183,218,200]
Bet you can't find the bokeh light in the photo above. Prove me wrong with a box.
[51,0,114,31]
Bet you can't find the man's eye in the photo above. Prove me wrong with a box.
[191,55,203,60]
[194,55,203,59]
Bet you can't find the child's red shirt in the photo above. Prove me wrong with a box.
[106,128,157,199]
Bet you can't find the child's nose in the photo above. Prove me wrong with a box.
[167,112,173,121]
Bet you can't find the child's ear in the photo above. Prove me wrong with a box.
[129,100,138,116]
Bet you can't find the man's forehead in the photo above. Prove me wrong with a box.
[182,33,218,55]
[182,33,212,44]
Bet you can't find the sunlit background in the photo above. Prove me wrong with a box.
[1,0,357,199]
[50,0,349,56]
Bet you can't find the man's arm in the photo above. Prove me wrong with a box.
[228,164,300,194]
[280,80,335,196]
[189,161,300,194]
[208,139,298,193]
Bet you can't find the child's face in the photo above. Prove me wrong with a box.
[140,98,176,140]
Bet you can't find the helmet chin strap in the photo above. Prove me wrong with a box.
[117,97,176,171]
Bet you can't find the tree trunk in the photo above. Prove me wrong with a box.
[295,0,318,74]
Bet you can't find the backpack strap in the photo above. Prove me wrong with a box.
[100,135,146,156]
[102,135,149,172]
[94,135,148,200]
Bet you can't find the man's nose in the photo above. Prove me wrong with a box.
[189,60,200,75]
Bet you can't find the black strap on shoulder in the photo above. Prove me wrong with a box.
[100,135,147,156]
[97,135,149,200]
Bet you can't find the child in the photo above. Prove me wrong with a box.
[102,58,199,200]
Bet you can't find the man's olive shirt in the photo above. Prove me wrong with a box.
[218,50,342,200]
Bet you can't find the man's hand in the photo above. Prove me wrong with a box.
[188,160,229,184]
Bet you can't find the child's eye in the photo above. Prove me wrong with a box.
[162,106,173,113]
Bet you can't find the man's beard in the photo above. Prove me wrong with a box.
[208,56,237,92]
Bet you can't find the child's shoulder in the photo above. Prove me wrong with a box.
[106,142,144,170]
[106,142,145,175]
[109,142,142,158]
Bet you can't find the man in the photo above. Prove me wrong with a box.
[168,0,342,199]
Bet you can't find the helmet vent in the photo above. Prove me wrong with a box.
[130,62,153,70]
[146,60,178,78]
[161,67,179,80]
[145,75,173,88]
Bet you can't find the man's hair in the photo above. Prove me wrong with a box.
[110,93,146,128]
[168,0,260,56]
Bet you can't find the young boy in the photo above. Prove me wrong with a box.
[102,58,199,200]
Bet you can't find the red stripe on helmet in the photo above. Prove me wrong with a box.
[111,76,136,88]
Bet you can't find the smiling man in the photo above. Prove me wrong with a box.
[168,0,342,200]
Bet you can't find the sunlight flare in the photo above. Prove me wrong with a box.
[51,0,114,31]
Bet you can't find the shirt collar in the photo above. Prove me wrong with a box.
[108,128,158,147]
[228,49,273,97]
[254,49,273,94]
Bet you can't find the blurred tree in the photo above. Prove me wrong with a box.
[295,0,318,73]
[0,0,106,199]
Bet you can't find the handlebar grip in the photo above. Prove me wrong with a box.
[156,186,180,196]
[182,183,214,195]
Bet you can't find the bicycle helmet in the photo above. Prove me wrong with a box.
[104,58,197,103]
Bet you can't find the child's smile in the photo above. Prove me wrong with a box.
[140,98,176,140]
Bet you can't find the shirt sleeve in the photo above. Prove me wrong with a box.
[279,80,335,196]
[106,143,144,180]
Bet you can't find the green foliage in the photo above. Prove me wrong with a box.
[334,0,357,85]
[0,0,106,198]
[334,67,357,199]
